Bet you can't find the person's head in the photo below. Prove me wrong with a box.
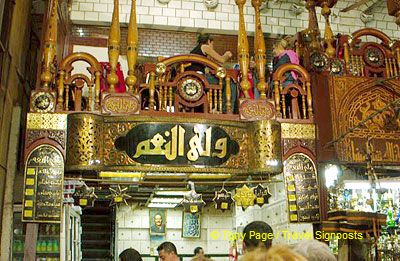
[154,213,163,228]
[273,36,294,56]
[242,221,273,252]
[293,240,336,261]
[119,248,143,261]
[241,245,307,261]
[157,242,178,261]
[197,33,214,47]
[194,247,204,257]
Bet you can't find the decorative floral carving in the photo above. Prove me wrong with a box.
[103,122,138,166]
[249,121,282,173]
[27,130,66,149]
[283,139,316,156]
[27,113,67,130]
[281,123,315,139]
[66,114,103,168]
[222,126,249,169]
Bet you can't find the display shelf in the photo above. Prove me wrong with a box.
[37,235,60,238]
[13,252,59,255]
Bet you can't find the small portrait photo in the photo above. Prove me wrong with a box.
[149,209,166,235]
[182,212,201,238]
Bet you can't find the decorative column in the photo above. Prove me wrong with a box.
[321,1,335,58]
[305,0,320,51]
[126,0,139,94]
[252,0,267,99]
[40,0,58,90]
[107,0,121,93]
[235,0,251,98]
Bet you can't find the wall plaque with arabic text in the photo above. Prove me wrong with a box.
[284,153,320,223]
[22,145,64,223]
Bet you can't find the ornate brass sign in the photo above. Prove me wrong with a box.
[67,114,283,174]
[284,153,320,223]
[114,123,239,166]
[102,93,140,114]
[239,99,276,120]
[22,145,64,223]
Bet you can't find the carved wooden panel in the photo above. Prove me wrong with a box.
[329,76,400,163]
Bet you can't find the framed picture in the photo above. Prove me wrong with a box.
[149,209,166,235]
[182,212,201,238]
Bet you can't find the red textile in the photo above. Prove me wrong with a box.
[238,70,255,99]
[100,62,126,93]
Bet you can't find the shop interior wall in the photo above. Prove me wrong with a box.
[0,0,35,257]
[70,0,399,40]
[116,205,234,261]
[116,174,314,261]
[0,0,31,233]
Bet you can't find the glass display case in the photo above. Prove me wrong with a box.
[12,205,60,261]
[35,224,60,260]
[325,164,400,260]
[12,211,25,261]
[60,205,82,261]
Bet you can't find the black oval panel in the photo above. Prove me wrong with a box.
[115,123,239,166]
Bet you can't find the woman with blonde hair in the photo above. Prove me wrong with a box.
[270,36,300,96]
[241,245,307,261]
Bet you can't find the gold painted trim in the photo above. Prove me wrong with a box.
[144,173,187,179]
[100,165,248,174]
[99,171,143,178]
[281,123,315,139]
[27,113,67,130]
[69,112,247,127]
[102,115,248,128]
[188,174,231,179]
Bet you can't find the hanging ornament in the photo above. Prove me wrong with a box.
[253,184,272,207]
[233,185,256,210]
[213,188,234,212]
[181,181,206,213]
[106,185,131,206]
[73,183,98,208]
[204,0,219,9]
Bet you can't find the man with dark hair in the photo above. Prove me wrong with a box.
[157,241,179,261]
[119,248,143,261]
[194,247,204,256]
[242,221,273,252]
[191,246,212,261]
